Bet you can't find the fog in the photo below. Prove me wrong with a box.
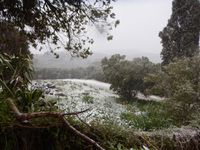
[32,0,173,62]
[89,0,173,62]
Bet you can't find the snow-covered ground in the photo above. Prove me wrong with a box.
[32,79,164,124]
[32,79,126,123]
[63,79,111,90]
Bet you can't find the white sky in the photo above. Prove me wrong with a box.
[89,0,173,60]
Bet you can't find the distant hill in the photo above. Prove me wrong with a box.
[33,50,161,69]
[33,51,107,69]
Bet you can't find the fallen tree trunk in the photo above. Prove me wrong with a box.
[7,98,105,150]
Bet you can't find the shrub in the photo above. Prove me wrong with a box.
[120,101,174,131]
[145,56,200,123]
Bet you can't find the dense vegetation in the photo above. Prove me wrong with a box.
[145,56,200,124]
[33,64,105,81]
[0,0,200,149]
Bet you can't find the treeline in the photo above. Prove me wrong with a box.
[101,54,200,124]
[33,64,105,81]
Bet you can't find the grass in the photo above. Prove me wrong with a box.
[1,91,200,149]
[120,100,175,131]
[82,93,94,104]
[0,99,14,125]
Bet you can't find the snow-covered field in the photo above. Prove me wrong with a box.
[32,79,163,124]
[32,79,125,123]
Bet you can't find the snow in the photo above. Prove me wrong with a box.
[62,79,111,90]
[137,93,165,101]
[32,79,126,124]
[32,79,164,124]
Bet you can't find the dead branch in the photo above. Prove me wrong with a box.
[7,98,90,121]
[7,98,105,150]
[76,114,92,128]
[62,117,105,150]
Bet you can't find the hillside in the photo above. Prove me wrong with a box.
[32,51,161,69]
[32,79,164,125]
[33,51,107,69]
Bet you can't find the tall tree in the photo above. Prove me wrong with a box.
[159,0,200,65]
[0,0,118,57]
[0,2,117,149]
[0,22,31,56]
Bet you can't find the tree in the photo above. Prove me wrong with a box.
[159,0,200,65]
[0,0,118,57]
[145,56,200,122]
[146,56,200,101]
[0,2,117,149]
[0,51,105,150]
[101,54,158,99]
[0,22,31,56]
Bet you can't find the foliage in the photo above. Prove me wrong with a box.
[0,0,119,57]
[16,88,59,112]
[1,119,200,150]
[82,93,94,104]
[0,119,151,150]
[90,120,151,150]
[34,63,105,81]
[0,54,35,123]
[120,101,174,131]
[159,0,200,65]
[0,95,14,124]
[101,54,160,99]
[0,53,59,113]
[145,56,200,123]
[0,53,33,96]
[146,56,200,101]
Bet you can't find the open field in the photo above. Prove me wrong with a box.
[32,79,168,129]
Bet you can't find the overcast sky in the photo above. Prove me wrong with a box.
[89,0,173,61]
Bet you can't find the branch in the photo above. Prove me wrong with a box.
[7,98,89,121]
[62,117,105,150]
[7,98,104,150]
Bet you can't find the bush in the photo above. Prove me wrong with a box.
[120,101,174,131]
[145,56,200,123]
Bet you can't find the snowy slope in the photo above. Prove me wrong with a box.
[32,79,164,124]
